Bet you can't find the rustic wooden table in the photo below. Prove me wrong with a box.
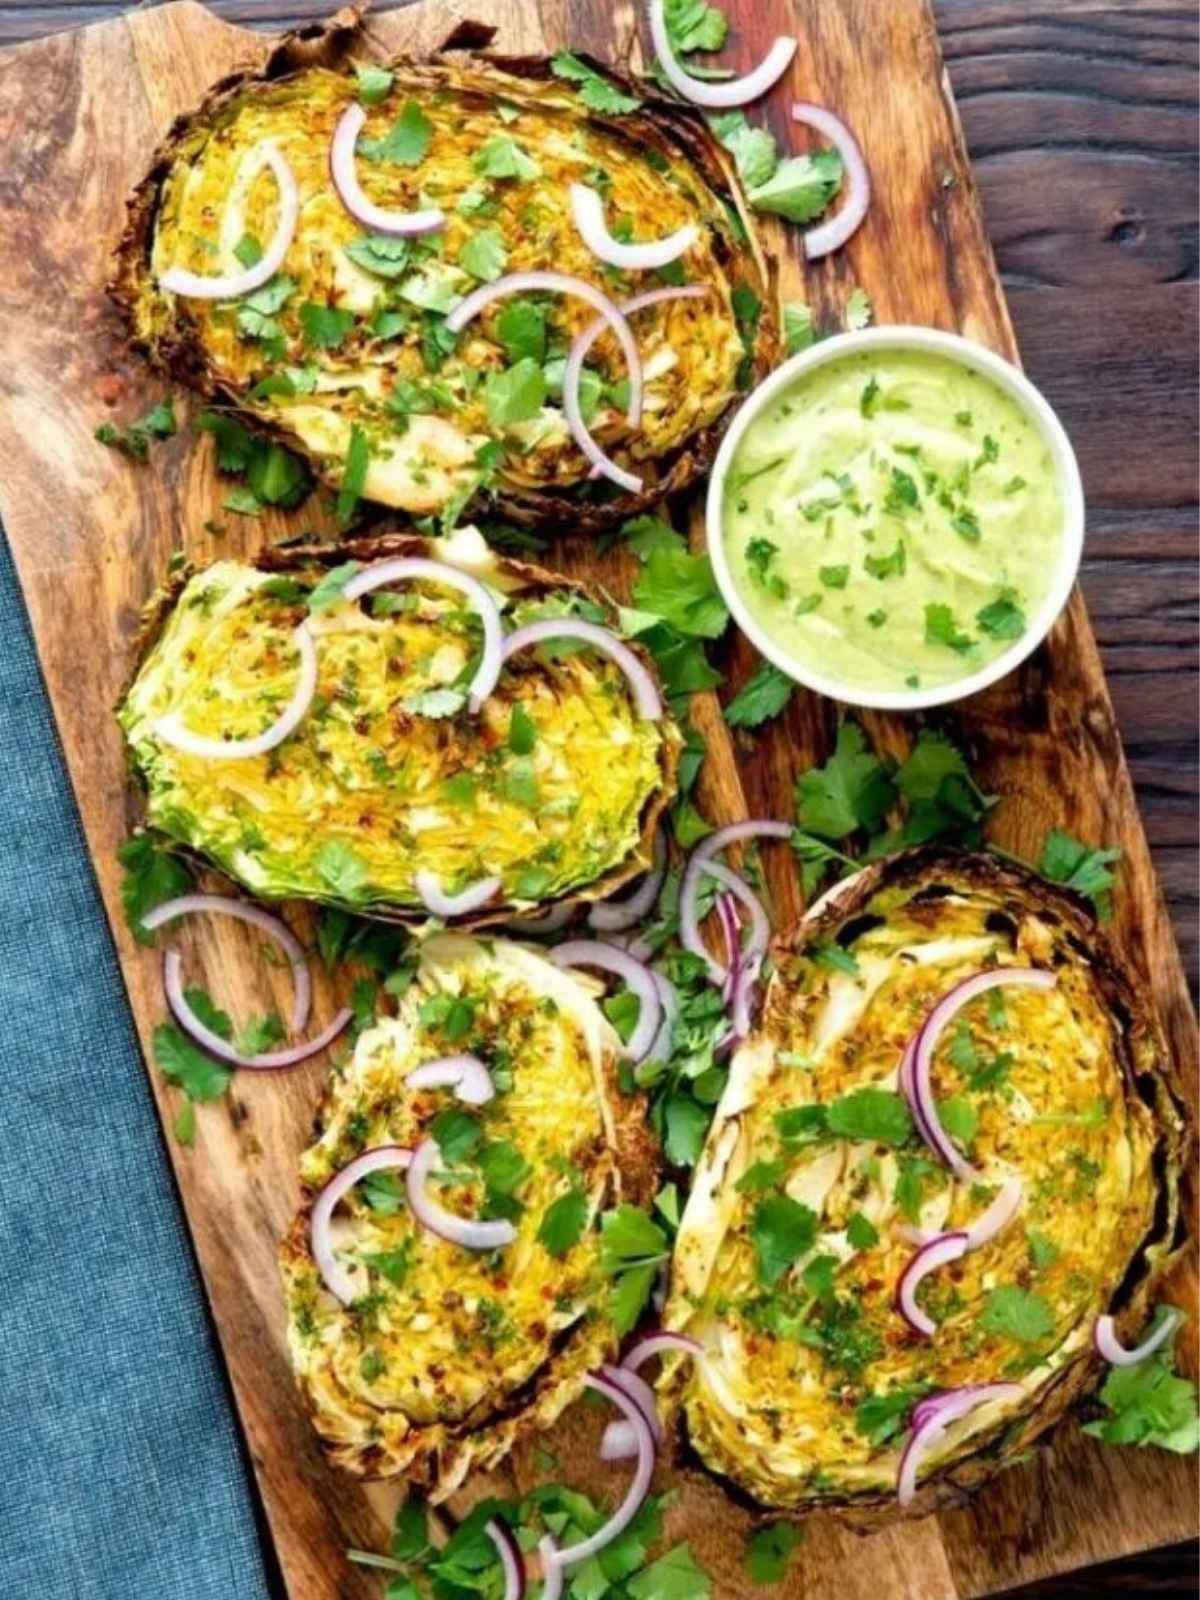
[2,0,1195,1595]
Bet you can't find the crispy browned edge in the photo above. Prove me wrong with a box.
[119,530,682,927]
[665,845,1190,1533]
[278,954,661,1486]
[107,8,782,535]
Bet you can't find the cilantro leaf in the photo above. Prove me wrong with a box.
[473,136,540,181]
[538,1187,589,1258]
[117,832,193,945]
[748,148,842,222]
[485,357,547,426]
[633,546,728,639]
[236,1013,285,1056]
[627,1542,711,1600]
[307,560,361,613]
[794,721,896,839]
[864,540,907,581]
[977,593,1027,639]
[847,1210,880,1249]
[980,1285,1055,1344]
[844,287,873,331]
[601,1204,669,1335]
[430,1107,481,1164]
[666,0,729,52]
[709,109,778,191]
[336,426,370,526]
[495,298,547,363]
[783,301,816,354]
[344,234,411,278]
[355,64,394,105]
[550,52,641,115]
[95,396,177,460]
[752,1194,818,1286]
[744,1523,800,1585]
[725,659,793,728]
[1027,1230,1061,1271]
[1083,1315,1199,1453]
[359,100,432,165]
[314,839,370,899]
[1038,829,1123,921]
[924,602,975,654]
[855,1383,931,1447]
[154,1022,232,1103]
[299,302,355,351]
[895,1155,940,1224]
[826,1088,913,1146]
[458,225,508,282]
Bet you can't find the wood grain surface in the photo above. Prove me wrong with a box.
[0,4,1195,1600]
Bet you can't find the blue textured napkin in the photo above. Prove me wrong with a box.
[0,532,274,1600]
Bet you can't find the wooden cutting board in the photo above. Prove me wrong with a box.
[0,2,1194,1596]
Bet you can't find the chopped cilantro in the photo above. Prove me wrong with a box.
[744,1523,802,1586]
[313,838,369,899]
[117,832,193,945]
[359,100,432,165]
[95,396,176,461]
[724,659,793,728]
[537,1187,589,1258]
[752,1194,818,1286]
[748,148,842,223]
[354,64,394,105]
[550,51,641,115]
[977,593,1027,639]
[980,1285,1054,1344]
[299,302,355,351]
[924,601,975,653]
[1038,829,1122,921]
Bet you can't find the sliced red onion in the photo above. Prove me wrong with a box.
[486,1520,525,1600]
[554,1369,655,1567]
[897,1231,968,1337]
[715,891,741,1003]
[569,182,698,271]
[647,968,679,1062]
[329,103,445,236]
[897,1383,1023,1506]
[965,1176,1023,1250]
[446,270,641,409]
[702,861,769,975]
[159,144,299,298]
[602,1364,663,1444]
[500,619,662,720]
[142,893,311,1030]
[729,968,758,1042]
[679,821,790,986]
[405,1054,494,1106]
[589,829,667,933]
[164,951,351,1071]
[908,968,1058,1180]
[549,940,661,1062]
[648,0,796,110]
[406,1136,516,1251]
[538,1537,564,1600]
[602,1330,705,1460]
[342,557,502,713]
[414,869,501,918]
[311,1145,412,1304]
[1094,1306,1183,1368]
[792,102,871,261]
[155,622,317,761]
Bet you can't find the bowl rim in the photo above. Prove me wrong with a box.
[705,324,1086,712]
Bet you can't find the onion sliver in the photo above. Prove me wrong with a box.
[446,270,642,415]
[500,619,662,720]
[155,622,317,761]
[406,1136,516,1251]
[603,1364,663,1443]
[486,1520,525,1600]
[647,968,679,1063]
[329,103,445,235]
[603,1330,704,1459]
[143,892,311,1030]
[549,940,661,1062]
[897,1231,968,1337]
[311,1145,412,1304]
[405,1054,494,1106]
[908,967,1057,1180]
[965,1176,1023,1249]
[159,144,299,298]
[555,1369,655,1567]
[679,820,791,985]
[1094,1306,1183,1368]
[702,861,769,974]
[414,869,501,918]
[897,1383,1023,1506]
[538,1537,564,1600]
[647,0,796,110]
[589,829,667,933]
[791,102,871,260]
[342,558,503,713]
[164,951,351,1071]
[569,182,698,271]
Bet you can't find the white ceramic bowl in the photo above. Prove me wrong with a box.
[706,325,1085,712]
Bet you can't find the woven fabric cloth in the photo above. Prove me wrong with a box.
[0,533,273,1600]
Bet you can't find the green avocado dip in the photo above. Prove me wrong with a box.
[722,347,1064,693]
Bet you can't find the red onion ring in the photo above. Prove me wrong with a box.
[907,967,1058,1180]
[571,285,709,482]
[406,1136,517,1251]
[679,821,790,985]
[647,968,679,1062]
[311,1145,412,1304]
[537,1537,564,1600]
[342,557,503,713]
[897,1383,1023,1506]
[601,1364,663,1445]
[588,828,667,933]
[549,939,662,1062]
[486,1519,525,1600]
[159,144,299,298]
[602,1330,705,1460]
[154,622,317,761]
[715,891,741,1003]
[405,1054,494,1106]
[164,951,352,1071]
[414,869,502,918]
[329,103,445,236]
[791,102,871,260]
[500,619,662,720]
[569,183,698,272]
[648,0,796,110]
[901,1174,1024,1251]
[1094,1306,1183,1368]
[896,1231,968,1337]
[142,893,311,1030]
[554,1369,655,1566]
[702,861,769,978]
